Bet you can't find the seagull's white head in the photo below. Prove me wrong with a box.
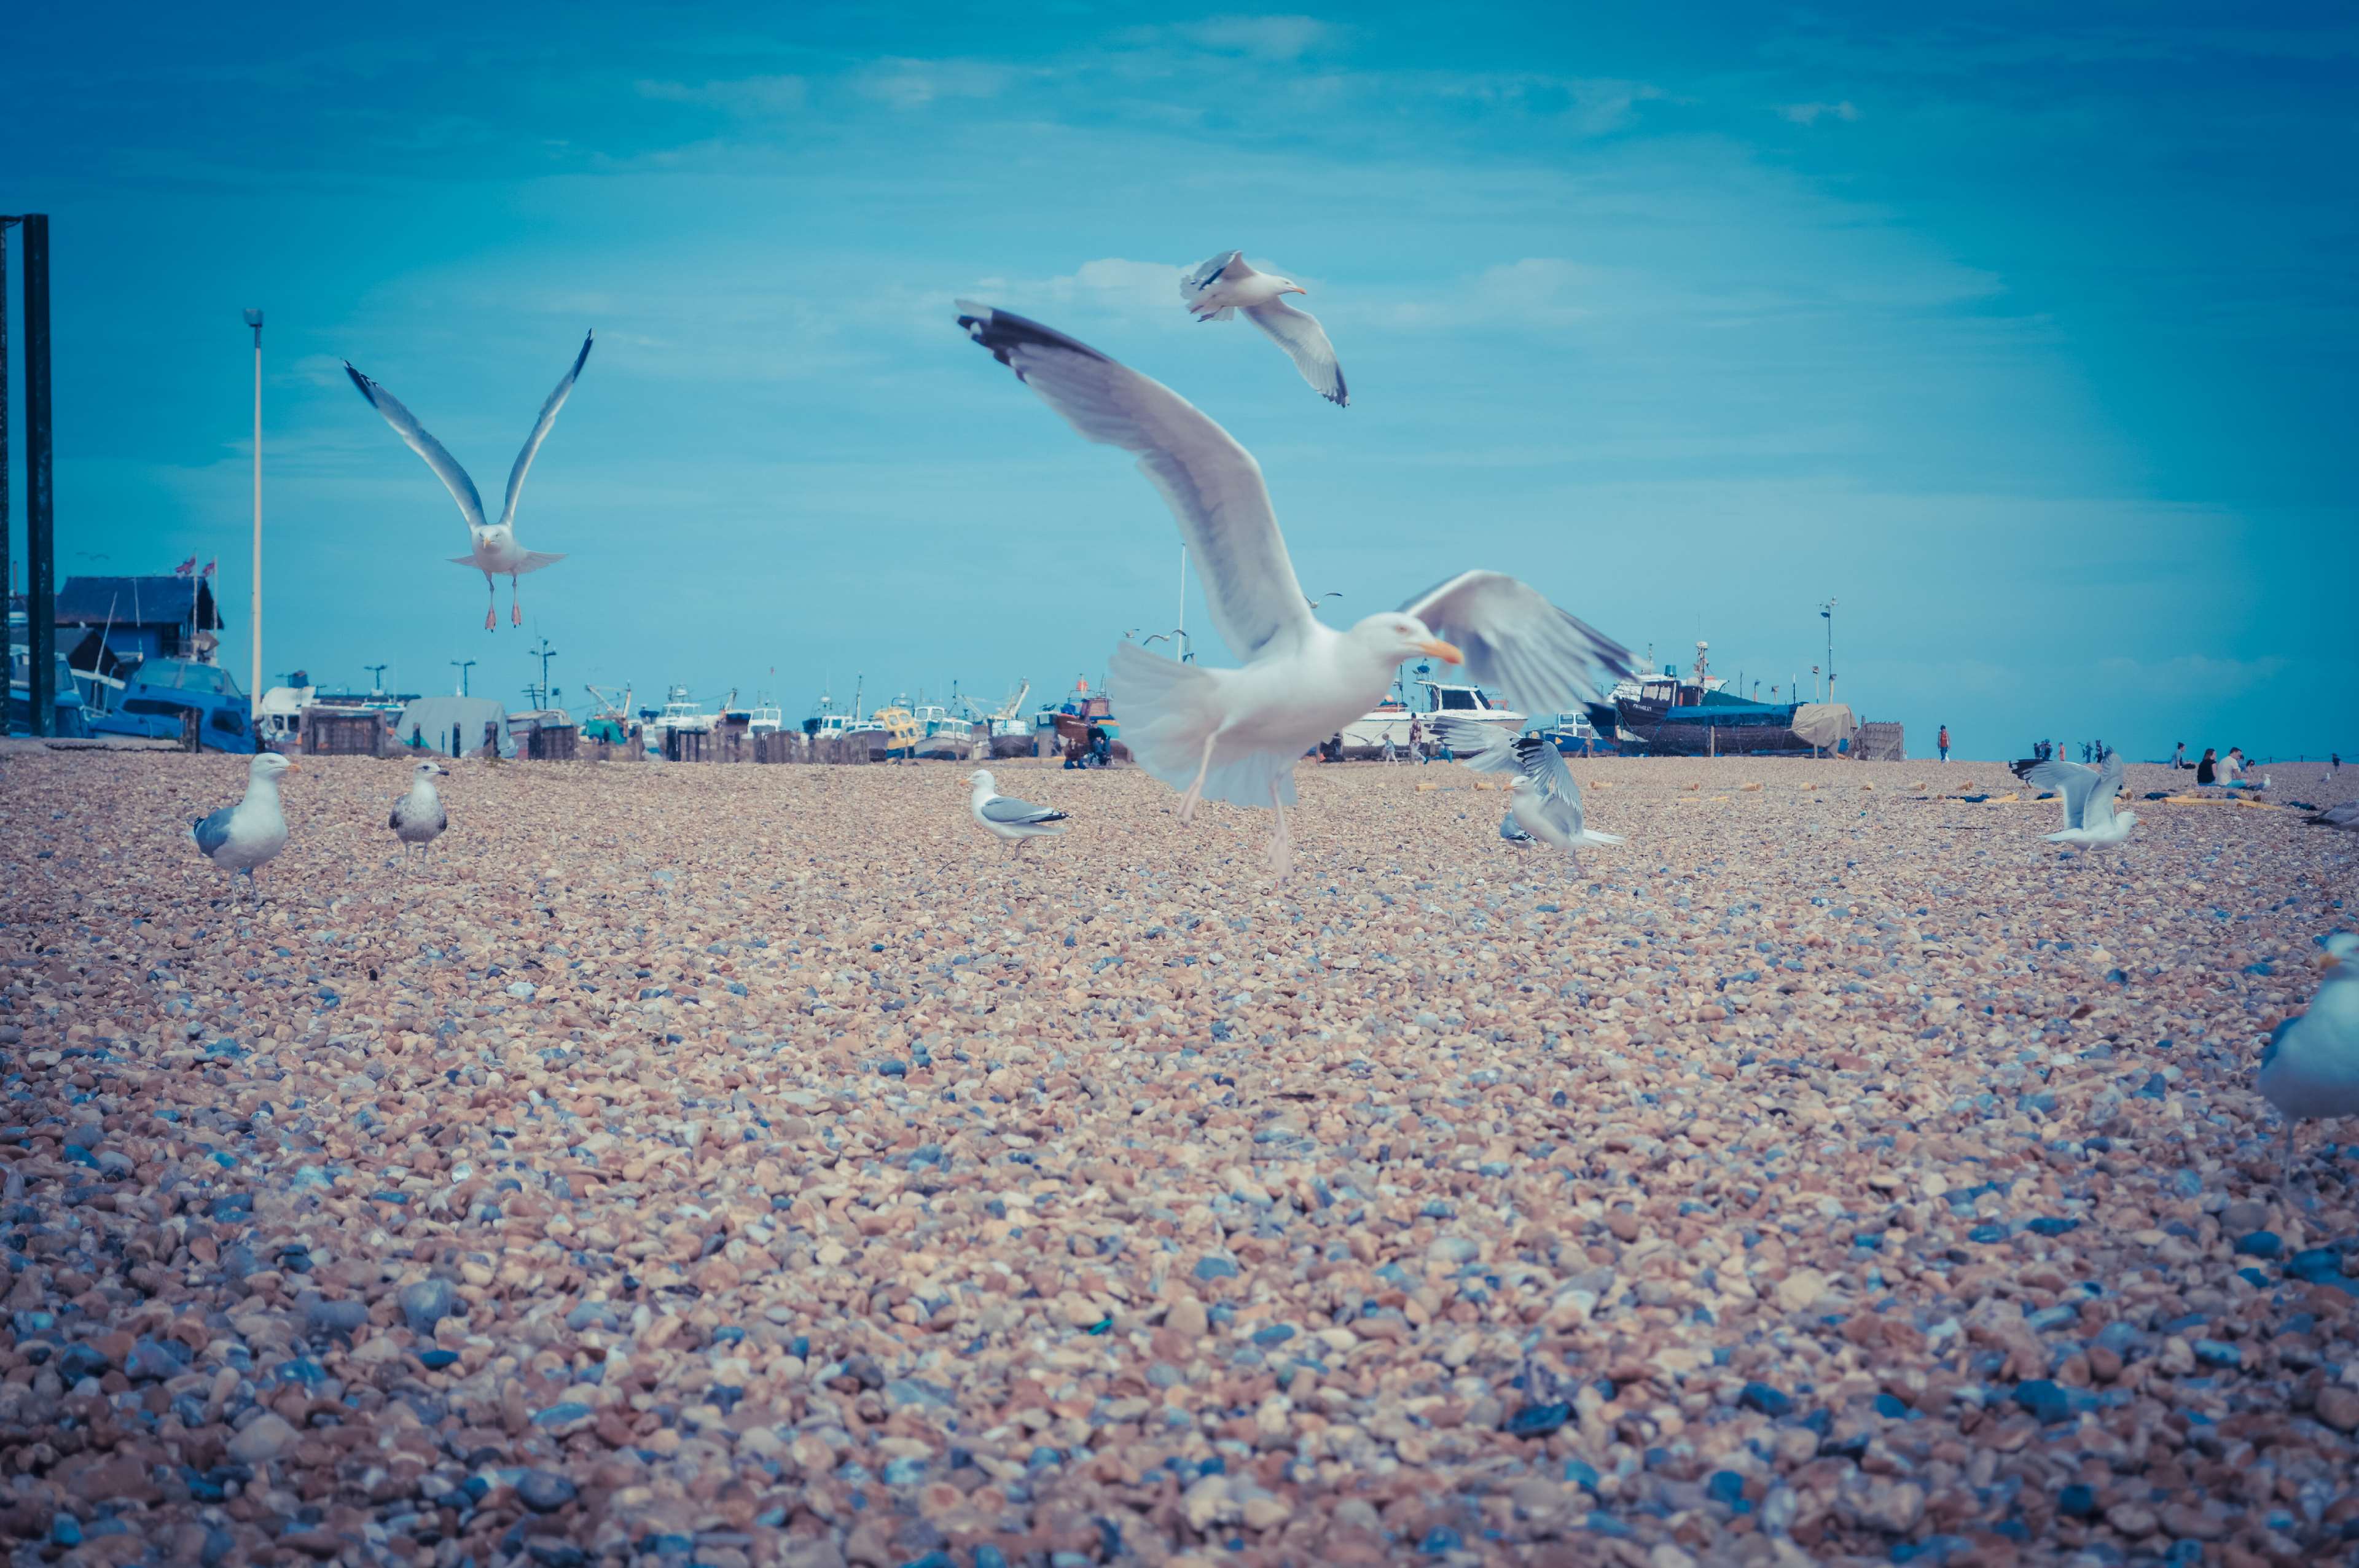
[969,770,996,794]
[1350,613,1463,670]
[2320,931,2358,970]
[1276,277,1308,296]
[251,752,296,781]
[414,760,450,779]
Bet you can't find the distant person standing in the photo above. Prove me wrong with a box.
[1381,733,1397,763]
[2334,753,2343,773]
[2196,747,2218,786]
[2171,741,2187,769]
[1937,724,1950,762]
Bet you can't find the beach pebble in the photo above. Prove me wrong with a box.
[3,749,2354,1564]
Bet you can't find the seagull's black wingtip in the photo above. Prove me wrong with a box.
[955,301,1116,370]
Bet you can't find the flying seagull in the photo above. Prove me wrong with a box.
[956,302,1630,878]
[190,752,296,901]
[345,330,593,630]
[1179,251,1347,407]
[968,770,1070,855]
[2013,752,2137,851]
[390,760,451,867]
[2256,933,2359,1183]
[1436,715,1624,862]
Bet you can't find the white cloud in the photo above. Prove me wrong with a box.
[635,76,810,115]
[851,59,1012,110]
[966,257,1183,321]
[1173,15,1338,60]
[1777,100,1860,125]
[1369,257,1606,330]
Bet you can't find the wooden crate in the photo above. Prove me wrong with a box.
[300,709,388,757]
[1854,722,1906,762]
[528,724,578,761]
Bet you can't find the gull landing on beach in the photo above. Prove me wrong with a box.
[2013,752,2137,853]
[344,330,593,630]
[956,302,1630,880]
[1437,716,1623,867]
[1179,250,1347,407]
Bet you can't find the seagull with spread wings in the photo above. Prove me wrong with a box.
[1436,716,1624,862]
[956,303,1630,878]
[1178,251,1347,407]
[345,331,593,630]
[2011,751,2137,851]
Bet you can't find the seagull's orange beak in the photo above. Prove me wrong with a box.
[1419,638,1464,665]
[1285,284,1309,296]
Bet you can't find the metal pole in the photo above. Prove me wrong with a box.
[245,310,263,700]
[25,216,56,737]
[1,217,13,643]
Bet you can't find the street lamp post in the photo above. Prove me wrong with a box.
[1819,599,1837,706]
[245,309,264,701]
[363,662,389,696]
[451,658,475,697]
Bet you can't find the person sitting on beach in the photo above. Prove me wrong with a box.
[2220,747,2245,784]
[2171,741,2187,769]
[2196,747,2218,786]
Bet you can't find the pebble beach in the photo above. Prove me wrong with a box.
[5,749,2358,1568]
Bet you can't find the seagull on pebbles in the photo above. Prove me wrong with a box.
[957,302,1631,878]
[390,760,451,867]
[345,330,593,630]
[968,770,1070,855]
[190,752,296,901]
[2013,752,2137,852]
[1178,251,1347,407]
[1438,716,1623,864]
[2256,933,2359,1182]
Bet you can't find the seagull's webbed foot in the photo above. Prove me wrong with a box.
[484,605,498,632]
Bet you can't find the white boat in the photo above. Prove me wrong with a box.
[645,684,715,736]
[1341,679,1524,751]
[746,701,783,735]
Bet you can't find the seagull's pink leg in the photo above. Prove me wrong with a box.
[1178,731,1220,824]
[483,572,497,632]
[1267,774,1293,881]
[511,574,522,626]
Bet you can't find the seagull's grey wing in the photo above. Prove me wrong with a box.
[192,806,235,857]
[1241,298,1347,407]
[1401,571,1634,719]
[2013,759,2098,828]
[1508,732,1581,806]
[1498,812,1532,843]
[345,363,487,532]
[1432,715,1516,773]
[1536,790,1587,841]
[1180,250,1248,299]
[958,302,1315,663]
[980,795,1068,825]
[499,330,594,528]
[2083,752,2124,829]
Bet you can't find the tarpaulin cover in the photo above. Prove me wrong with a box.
[1790,703,1859,749]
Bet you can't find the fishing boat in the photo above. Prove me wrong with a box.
[643,685,715,738]
[1340,679,1523,752]
[81,656,252,749]
[1610,644,1847,756]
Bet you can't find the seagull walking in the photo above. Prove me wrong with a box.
[1438,716,1622,864]
[957,303,1629,878]
[390,760,451,867]
[969,770,1070,856]
[190,752,296,901]
[2013,752,2137,852]
[345,330,593,630]
[1178,251,1348,407]
[2256,933,2359,1182]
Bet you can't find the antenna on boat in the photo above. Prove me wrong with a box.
[364,661,388,696]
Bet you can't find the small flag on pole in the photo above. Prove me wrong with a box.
[175,555,198,576]
[202,558,218,579]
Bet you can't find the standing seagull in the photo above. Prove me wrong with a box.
[957,303,1630,878]
[1438,716,1624,863]
[2305,802,2359,832]
[2013,751,2137,851]
[2256,933,2359,1182]
[190,752,297,901]
[389,760,451,867]
[1178,251,1347,407]
[344,330,593,630]
[968,770,1069,855]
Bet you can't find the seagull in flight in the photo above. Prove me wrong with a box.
[1437,716,1624,863]
[1180,251,1347,407]
[956,302,1629,878]
[968,770,1070,855]
[345,330,593,630]
[2013,752,2137,851]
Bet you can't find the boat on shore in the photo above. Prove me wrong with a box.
[1341,679,1522,752]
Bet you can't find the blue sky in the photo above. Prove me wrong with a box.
[5,2,2352,757]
